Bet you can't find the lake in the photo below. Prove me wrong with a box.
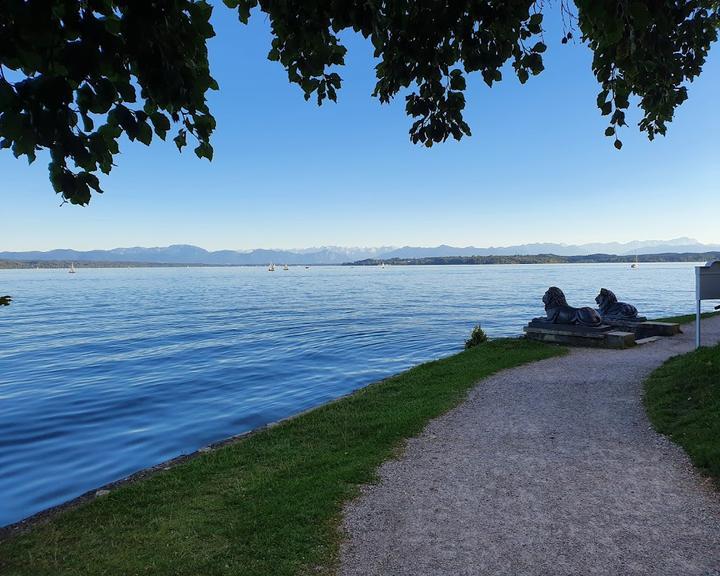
[0,263,711,526]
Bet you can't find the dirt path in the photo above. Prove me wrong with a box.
[340,316,720,576]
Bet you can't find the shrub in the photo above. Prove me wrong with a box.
[465,324,488,349]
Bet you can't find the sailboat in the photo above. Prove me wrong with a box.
[69,263,77,274]
[283,264,289,271]
[268,263,275,272]
[630,255,638,269]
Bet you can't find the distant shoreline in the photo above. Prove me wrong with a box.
[1,251,718,269]
[0,261,335,269]
[0,260,212,270]
[346,252,720,266]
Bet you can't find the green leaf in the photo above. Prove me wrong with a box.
[150,112,171,138]
[92,79,117,115]
[137,121,152,145]
[449,73,466,91]
[81,114,94,133]
[528,13,543,33]
[237,2,252,24]
[174,129,187,151]
[76,85,94,113]
[117,82,137,103]
[79,172,103,194]
[194,142,213,161]
[525,54,544,75]
[596,90,609,108]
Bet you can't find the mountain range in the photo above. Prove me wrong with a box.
[378,238,720,258]
[1,238,719,265]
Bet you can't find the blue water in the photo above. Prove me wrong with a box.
[0,263,713,526]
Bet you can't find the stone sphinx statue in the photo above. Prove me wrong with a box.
[595,288,646,323]
[535,286,603,327]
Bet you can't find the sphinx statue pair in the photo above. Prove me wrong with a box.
[535,287,646,328]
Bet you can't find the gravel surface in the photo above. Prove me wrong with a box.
[340,316,720,576]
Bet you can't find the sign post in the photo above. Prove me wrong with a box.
[695,260,720,349]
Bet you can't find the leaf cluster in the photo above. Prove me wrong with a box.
[225,1,716,150]
[1,1,718,203]
[577,0,719,147]
[226,1,550,147]
[0,0,217,204]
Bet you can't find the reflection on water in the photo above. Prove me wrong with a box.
[0,263,709,525]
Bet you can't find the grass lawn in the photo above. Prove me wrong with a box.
[0,339,565,576]
[644,342,720,484]
[652,310,720,325]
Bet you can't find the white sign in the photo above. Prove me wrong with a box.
[695,260,720,348]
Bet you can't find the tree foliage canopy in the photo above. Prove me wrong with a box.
[1,1,717,204]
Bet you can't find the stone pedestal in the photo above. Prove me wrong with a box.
[526,320,613,333]
[523,322,635,349]
[603,319,681,338]
[636,321,682,338]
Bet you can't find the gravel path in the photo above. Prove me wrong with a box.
[340,316,720,576]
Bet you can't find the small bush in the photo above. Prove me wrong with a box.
[465,324,488,349]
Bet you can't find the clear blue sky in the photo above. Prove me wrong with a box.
[2,5,718,251]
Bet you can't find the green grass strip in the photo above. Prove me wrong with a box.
[0,339,565,576]
[644,342,720,484]
[652,311,719,324]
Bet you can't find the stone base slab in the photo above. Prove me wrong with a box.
[604,320,682,338]
[524,325,635,349]
[635,321,682,338]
